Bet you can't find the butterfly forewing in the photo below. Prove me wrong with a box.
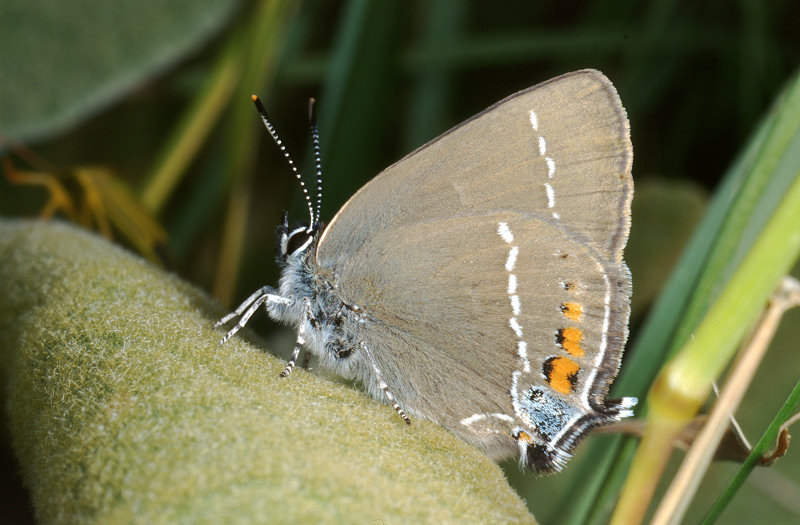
[317,69,632,264]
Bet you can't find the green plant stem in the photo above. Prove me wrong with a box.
[139,37,242,214]
[701,377,800,523]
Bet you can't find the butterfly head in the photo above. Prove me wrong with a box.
[277,210,319,261]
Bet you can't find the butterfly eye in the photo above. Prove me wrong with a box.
[285,229,313,256]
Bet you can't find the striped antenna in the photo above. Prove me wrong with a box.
[308,98,323,230]
[251,95,315,229]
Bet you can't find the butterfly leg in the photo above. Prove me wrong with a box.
[280,298,312,378]
[360,342,411,425]
[215,286,290,344]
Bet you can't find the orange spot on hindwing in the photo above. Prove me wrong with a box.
[543,356,580,394]
[556,327,584,356]
[515,429,534,446]
[560,302,583,321]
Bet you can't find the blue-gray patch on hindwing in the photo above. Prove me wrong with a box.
[522,387,580,441]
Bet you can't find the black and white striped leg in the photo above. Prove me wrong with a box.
[361,342,411,425]
[280,298,312,378]
[215,287,290,345]
[280,341,302,378]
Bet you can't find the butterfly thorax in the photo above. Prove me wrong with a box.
[271,242,365,378]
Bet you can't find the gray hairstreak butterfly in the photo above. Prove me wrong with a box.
[216,69,636,472]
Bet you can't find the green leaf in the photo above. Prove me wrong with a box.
[0,0,244,143]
